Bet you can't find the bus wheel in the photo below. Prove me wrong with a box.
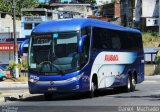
[130,75,136,92]
[124,75,136,92]
[121,76,132,92]
[44,93,53,101]
[89,80,97,98]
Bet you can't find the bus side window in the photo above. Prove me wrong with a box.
[112,36,121,50]
[92,27,111,50]
[126,33,141,51]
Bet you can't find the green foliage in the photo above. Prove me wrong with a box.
[6,60,17,77]
[7,60,22,77]
[154,64,160,75]
[6,60,28,77]
[0,0,39,16]
[154,56,160,65]
[142,31,160,46]
[21,61,28,71]
[21,61,28,76]
[154,53,160,75]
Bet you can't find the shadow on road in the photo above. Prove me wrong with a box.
[6,88,160,102]
[113,94,160,101]
[21,88,128,101]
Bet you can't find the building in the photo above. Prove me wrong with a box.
[120,0,134,27]
[136,0,159,31]
[50,3,93,18]
[0,11,21,66]
[49,0,112,5]
[0,11,21,38]
[101,2,121,24]
[21,8,58,38]
[21,5,87,38]
[120,0,159,31]
[102,2,120,18]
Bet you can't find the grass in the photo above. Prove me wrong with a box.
[142,32,160,47]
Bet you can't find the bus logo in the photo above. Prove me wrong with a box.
[105,54,119,61]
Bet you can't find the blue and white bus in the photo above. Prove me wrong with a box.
[28,18,144,100]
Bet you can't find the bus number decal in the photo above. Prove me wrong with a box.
[104,55,119,61]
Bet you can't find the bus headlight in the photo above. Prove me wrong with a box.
[29,78,38,83]
[67,73,83,82]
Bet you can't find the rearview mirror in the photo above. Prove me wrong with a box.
[19,39,29,56]
[78,35,87,53]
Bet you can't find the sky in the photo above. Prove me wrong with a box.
[38,0,46,3]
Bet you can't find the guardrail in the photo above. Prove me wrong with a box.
[144,52,157,64]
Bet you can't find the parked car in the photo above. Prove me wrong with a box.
[0,66,11,78]
[0,72,6,81]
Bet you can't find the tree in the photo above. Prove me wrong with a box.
[0,0,39,16]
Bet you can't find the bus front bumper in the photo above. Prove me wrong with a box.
[28,78,87,94]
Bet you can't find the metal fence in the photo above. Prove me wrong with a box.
[144,52,157,64]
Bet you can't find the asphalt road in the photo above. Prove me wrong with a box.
[1,76,160,112]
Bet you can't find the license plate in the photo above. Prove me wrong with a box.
[48,87,57,91]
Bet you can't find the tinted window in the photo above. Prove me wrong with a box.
[24,23,32,30]
[121,32,143,50]
[92,27,143,51]
[92,27,112,50]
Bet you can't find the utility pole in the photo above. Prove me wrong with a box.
[3,0,20,78]
[6,27,11,60]
[12,0,19,78]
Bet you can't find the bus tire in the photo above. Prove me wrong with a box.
[44,93,53,101]
[130,75,136,92]
[89,80,97,98]
[121,76,132,92]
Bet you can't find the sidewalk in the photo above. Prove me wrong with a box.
[0,82,28,88]
[0,90,29,102]
[0,81,28,102]
[145,74,160,80]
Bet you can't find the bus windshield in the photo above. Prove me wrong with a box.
[28,32,79,74]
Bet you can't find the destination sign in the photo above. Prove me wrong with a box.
[33,34,52,45]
